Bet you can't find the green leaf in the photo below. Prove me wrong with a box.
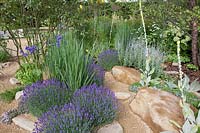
[173,36,180,42]
[196,110,200,125]
[182,119,195,133]
[190,80,200,92]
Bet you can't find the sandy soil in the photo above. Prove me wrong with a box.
[0,61,28,133]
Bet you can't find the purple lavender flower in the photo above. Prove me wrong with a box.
[88,60,105,85]
[72,84,118,127]
[25,45,37,54]
[20,50,28,57]
[0,109,19,124]
[19,79,71,117]
[33,103,92,133]
[98,49,119,70]
[56,35,62,47]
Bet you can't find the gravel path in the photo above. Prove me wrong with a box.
[0,62,27,133]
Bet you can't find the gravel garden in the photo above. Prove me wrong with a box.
[0,0,200,133]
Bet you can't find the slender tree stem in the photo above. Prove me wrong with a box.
[139,0,148,57]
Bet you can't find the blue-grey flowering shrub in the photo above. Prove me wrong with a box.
[20,79,71,117]
[72,84,118,127]
[97,49,119,71]
[87,60,105,85]
[33,103,93,133]
[33,84,118,133]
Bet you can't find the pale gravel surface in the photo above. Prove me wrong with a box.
[0,62,28,133]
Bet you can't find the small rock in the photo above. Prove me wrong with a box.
[15,91,23,101]
[97,121,123,133]
[115,92,131,100]
[12,116,35,131]
[164,71,179,75]
[9,78,20,85]
[172,62,179,67]
[2,62,11,68]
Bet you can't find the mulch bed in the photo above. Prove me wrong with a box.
[165,62,200,83]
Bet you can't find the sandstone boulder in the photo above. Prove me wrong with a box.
[97,121,123,133]
[112,66,140,85]
[104,72,130,92]
[115,92,131,100]
[130,88,184,133]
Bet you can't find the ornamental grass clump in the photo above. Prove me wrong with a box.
[33,103,93,133]
[45,31,95,92]
[72,84,118,127]
[20,79,71,117]
[97,49,119,71]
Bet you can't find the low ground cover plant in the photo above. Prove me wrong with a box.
[20,79,71,117]
[0,49,10,62]
[0,86,24,103]
[34,84,118,133]
[15,63,42,85]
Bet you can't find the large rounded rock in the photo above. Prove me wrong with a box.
[111,66,141,85]
[129,88,184,133]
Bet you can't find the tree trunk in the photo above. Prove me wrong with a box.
[188,0,199,66]
[191,20,199,66]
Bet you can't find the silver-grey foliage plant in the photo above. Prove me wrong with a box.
[116,39,165,78]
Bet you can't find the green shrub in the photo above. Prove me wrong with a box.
[0,50,10,62]
[0,86,24,103]
[166,54,190,63]
[76,16,114,50]
[45,31,95,92]
[186,64,199,71]
[15,63,42,85]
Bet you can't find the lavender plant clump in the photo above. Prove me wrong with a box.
[88,60,105,85]
[33,103,93,133]
[33,84,118,132]
[0,109,19,124]
[72,84,118,127]
[97,49,119,71]
[20,79,71,117]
